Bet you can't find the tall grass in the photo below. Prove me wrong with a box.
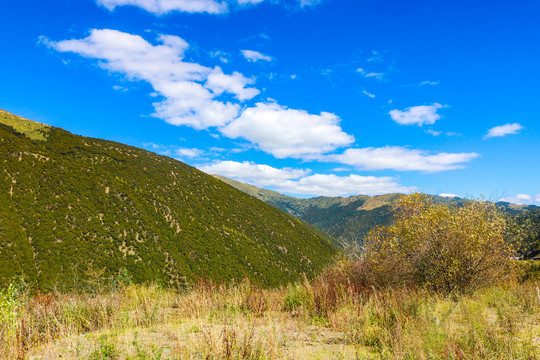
[0,281,173,359]
[1,268,539,359]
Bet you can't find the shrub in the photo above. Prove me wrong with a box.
[362,193,515,295]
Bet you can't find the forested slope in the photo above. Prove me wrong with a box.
[0,110,337,290]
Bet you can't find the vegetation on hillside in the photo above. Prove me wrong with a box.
[512,208,540,259]
[0,110,337,290]
[216,175,539,253]
[214,175,402,246]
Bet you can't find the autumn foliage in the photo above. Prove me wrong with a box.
[362,193,515,295]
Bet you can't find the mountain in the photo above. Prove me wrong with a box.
[0,109,338,290]
[213,175,401,246]
[213,175,538,247]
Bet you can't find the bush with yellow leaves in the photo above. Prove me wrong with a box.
[363,193,515,295]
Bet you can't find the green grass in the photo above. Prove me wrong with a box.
[0,109,50,141]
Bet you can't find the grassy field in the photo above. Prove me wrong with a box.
[1,268,539,360]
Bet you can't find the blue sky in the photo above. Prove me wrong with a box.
[1,0,539,203]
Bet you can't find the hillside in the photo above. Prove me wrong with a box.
[0,110,337,290]
[213,175,402,246]
[213,175,538,247]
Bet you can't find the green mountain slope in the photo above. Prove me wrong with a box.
[212,175,401,245]
[0,110,337,290]
[213,175,538,247]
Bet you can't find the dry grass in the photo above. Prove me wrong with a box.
[1,273,539,359]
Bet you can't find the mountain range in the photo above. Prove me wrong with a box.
[214,175,538,248]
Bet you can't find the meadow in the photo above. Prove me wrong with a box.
[1,262,539,360]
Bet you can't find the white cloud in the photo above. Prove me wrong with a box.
[425,129,463,137]
[389,103,447,126]
[143,142,162,149]
[279,174,414,196]
[220,102,355,158]
[500,193,538,205]
[199,160,309,183]
[112,85,128,91]
[420,80,439,86]
[241,50,272,62]
[152,82,240,128]
[365,72,383,79]
[484,123,523,139]
[362,90,375,98]
[299,0,322,7]
[47,29,258,129]
[199,160,414,196]
[357,68,383,80]
[425,129,442,136]
[439,193,459,198]
[237,0,264,4]
[210,50,229,63]
[330,146,479,172]
[208,147,228,152]
[331,167,350,172]
[176,148,205,158]
[96,0,323,14]
[97,0,228,14]
[47,29,354,161]
[205,67,259,101]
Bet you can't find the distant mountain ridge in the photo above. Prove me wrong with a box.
[213,175,538,247]
[0,109,337,290]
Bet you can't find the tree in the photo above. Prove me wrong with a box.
[363,193,514,295]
